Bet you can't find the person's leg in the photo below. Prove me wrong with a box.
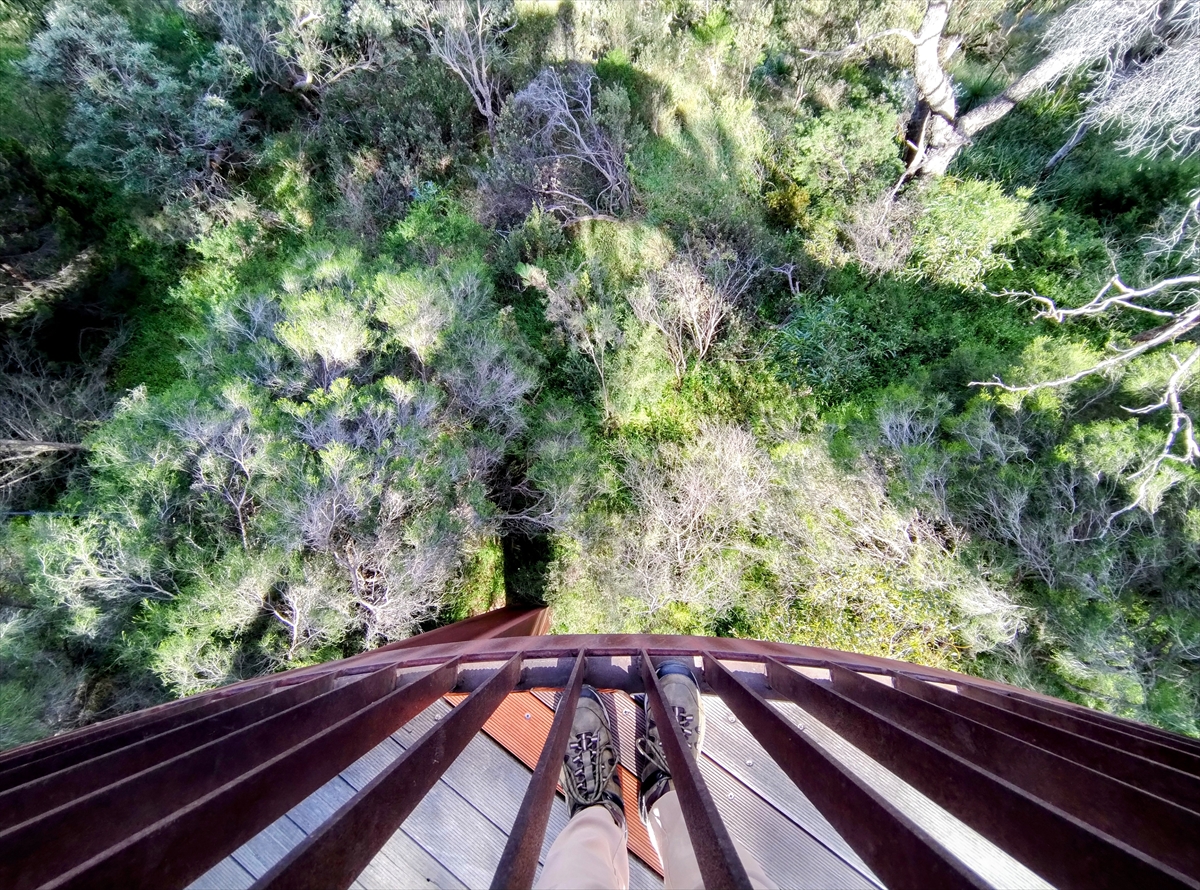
[534,686,630,890]
[644,788,702,890]
[638,661,777,890]
[645,788,775,890]
[537,805,630,890]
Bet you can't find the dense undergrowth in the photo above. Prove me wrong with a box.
[2,0,1199,747]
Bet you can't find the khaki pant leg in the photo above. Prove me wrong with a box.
[646,789,777,890]
[535,805,630,890]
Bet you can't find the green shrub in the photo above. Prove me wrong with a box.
[907,177,1028,290]
[782,99,904,211]
[23,2,251,207]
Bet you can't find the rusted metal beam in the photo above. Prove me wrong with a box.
[0,679,281,772]
[0,674,336,828]
[0,684,281,789]
[704,656,984,889]
[0,665,399,890]
[640,651,752,890]
[957,682,1200,776]
[269,633,1035,693]
[490,651,586,890]
[251,654,524,890]
[51,660,461,890]
[829,666,1200,879]
[765,659,1197,890]
[380,606,551,653]
[893,673,1200,814]
[997,686,1200,756]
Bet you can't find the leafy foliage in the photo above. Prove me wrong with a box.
[4,0,1200,745]
[23,1,251,206]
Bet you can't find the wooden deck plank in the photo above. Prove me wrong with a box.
[701,694,882,885]
[397,699,575,871]
[701,754,876,889]
[391,778,513,888]
[315,719,484,889]
[228,814,307,878]
[771,697,1052,890]
[187,854,254,890]
[357,827,468,890]
[282,774,356,833]
[338,735,406,790]
[191,753,470,890]
[341,709,514,888]
[406,700,563,835]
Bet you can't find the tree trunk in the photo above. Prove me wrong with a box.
[907,0,958,171]
[909,1,1088,177]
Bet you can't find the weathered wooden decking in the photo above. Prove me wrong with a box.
[190,686,1049,889]
[187,695,659,890]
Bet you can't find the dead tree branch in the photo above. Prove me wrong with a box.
[973,271,1200,517]
[403,0,510,139]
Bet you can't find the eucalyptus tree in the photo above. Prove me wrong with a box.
[818,0,1200,177]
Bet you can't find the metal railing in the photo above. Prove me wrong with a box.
[1,606,1198,890]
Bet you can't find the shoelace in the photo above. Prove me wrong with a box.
[638,705,695,773]
[563,730,618,805]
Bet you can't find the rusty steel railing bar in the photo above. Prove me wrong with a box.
[956,682,1200,776]
[892,673,1200,815]
[379,605,551,652]
[0,673,337,826]
[996,686,1200,756]
[704,655,985,889]
[250,653,524,890]
[302,638,1126,701]
[388,650,1054,705]
[490,651,587,890]
[215,631,1200,734]
[48,659,462,890]
[640,650,752,890]
[766,659,1198,890]
[0,683,282,787]
[828,665,1200,879]
[246,607,549,688]
[0,664,400,890]
[322,641,941,680]
[0,679,281,774]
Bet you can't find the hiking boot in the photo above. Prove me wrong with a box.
[561,686,626,830]
[638,659,705,822]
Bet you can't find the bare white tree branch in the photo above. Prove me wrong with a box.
[973,271,1200,516]
[401,0,510,139]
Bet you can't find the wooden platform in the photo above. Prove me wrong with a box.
[189,687,1049,889]
[187,695,661,890]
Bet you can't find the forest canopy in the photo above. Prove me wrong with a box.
[2,0,1200,747]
